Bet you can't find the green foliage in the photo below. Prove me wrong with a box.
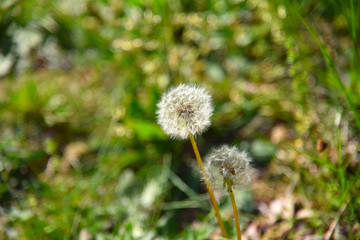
[0,0,359,239]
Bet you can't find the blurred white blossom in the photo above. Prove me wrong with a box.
[204,145,253,190]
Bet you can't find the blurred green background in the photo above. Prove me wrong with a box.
[0,0,359,239]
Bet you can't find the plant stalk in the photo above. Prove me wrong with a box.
[189,133,228,238]
[228,186,241,240]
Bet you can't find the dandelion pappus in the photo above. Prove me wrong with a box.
[220,162,236,188]
[176,103,194,118]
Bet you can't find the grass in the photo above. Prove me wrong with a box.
[0,0,359,239]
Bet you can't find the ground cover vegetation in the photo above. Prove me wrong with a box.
[0,0,359,239]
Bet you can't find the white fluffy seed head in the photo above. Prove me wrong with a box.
[156,84,214,140]
[204,145,254,191]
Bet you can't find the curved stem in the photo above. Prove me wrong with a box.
[189,134,228,238]
[228,186,241,240]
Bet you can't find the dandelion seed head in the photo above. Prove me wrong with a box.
[204,145,253,190]
[156,84,213,139]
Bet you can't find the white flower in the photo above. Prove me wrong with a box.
[204,145,253,190]
[156,84,213,140]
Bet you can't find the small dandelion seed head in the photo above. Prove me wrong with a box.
[204,145,254,191]
[156,84,214,139]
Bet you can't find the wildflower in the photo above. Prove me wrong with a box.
[204,145,253,191]
[156,84,213,140]
[204,145,253,240]
[156,84,228,237]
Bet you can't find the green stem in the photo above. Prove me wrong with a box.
[189,134,228,238]
[228,186,241,240]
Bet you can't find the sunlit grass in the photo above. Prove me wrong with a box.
[0,0,359,239]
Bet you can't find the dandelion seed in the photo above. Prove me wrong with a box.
[204,145,254,240]
[204,145,253,191]
[156,84,228,238]
[156,84,213,139]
